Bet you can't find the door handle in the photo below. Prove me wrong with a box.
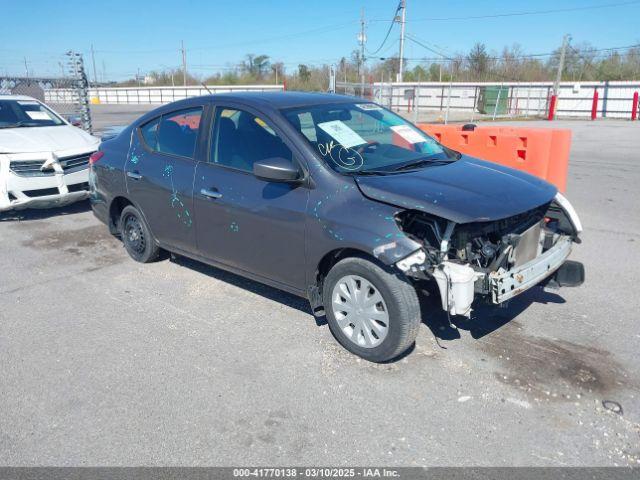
[127,171,143,180]
[200,188,222,199]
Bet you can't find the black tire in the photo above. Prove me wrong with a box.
[118,205,162,263]
[322,257,421,362]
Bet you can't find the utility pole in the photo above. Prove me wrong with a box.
[23,57,29,78]
[180,40,187,86]
[397,0,406,82]
[90,44,98,86]
[554,34,570,96]
[58,62,65,78]
[358,8,366,96]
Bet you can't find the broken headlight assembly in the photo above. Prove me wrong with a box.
[394,194,583,317]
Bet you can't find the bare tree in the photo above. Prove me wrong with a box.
[467,43,490,79]
[241,54,271,79]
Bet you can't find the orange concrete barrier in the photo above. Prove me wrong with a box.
[418,124,572,192]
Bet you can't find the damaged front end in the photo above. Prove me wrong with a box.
[393,192,584,317]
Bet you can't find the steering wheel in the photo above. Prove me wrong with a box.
[357,141,380,154]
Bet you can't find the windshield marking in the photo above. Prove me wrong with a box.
[318,140,364,171]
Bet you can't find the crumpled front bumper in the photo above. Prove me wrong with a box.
[0,152,90,212]
[488,234,573,303]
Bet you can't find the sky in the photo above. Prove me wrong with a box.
[1,0,639,81]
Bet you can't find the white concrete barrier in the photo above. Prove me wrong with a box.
[340,80,640,119]
[45,84,284,105]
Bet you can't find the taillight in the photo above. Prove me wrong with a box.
[89,151,104,165]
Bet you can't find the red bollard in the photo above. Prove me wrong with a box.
[591,89,599,120]
[547,94,557,121]
[632,92,639,121]
[283,79,287,91]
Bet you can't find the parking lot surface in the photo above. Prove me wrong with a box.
[90,104,156,135]
[1,117,639,466]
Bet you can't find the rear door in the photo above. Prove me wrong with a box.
[192,104,308,290]
[125,106,205,252]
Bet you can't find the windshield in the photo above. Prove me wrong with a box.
[0,99,64,128]
[282,102,455,174]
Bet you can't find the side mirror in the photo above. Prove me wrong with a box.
[253,157,301,183]
[65,115,82,127]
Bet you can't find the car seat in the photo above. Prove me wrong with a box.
[158,120,194,157]
[216,116,250,170]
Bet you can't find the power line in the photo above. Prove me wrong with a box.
[405,35,640,62]
[94,22,359,55]
[406,34,452,58]
[405,34,454,60]
[365,0,402,55]
[371,0,640,23]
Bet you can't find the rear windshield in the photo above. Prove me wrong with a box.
[0,99,64,128]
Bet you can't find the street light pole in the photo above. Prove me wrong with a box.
[398,0,406,82]
[554,34,570,96]
[181,40,187,86]
[91,44,98,86]
[359,8,366,96]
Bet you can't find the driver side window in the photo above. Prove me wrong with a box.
[211,107,293,173]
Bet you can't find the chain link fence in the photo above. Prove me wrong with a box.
[0,52,93,133]
[335,80,640,122]
[335,81,550,123]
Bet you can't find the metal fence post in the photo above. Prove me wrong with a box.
[492,83,502,121]
[444,81,452,124]
[328,65,336,93]
[510,86,516,117]
[470,86,478,122]
[413,82,420,123]
[602,81,610,118]
[66,51,92,134]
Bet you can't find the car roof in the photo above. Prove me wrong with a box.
[133,91,374,127]
[207,91,361,109]
[0,94,38,101]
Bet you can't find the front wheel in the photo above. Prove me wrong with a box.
[322,257,421,362]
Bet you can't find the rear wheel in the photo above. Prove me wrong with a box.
[322,257,421,362]
[119,205,161,263]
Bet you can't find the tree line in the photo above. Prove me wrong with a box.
[117,42,640,89]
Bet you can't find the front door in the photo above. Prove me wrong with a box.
[125,106,204,252]
[193,105,308,290]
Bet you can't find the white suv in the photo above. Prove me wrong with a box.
[0,94,100,212]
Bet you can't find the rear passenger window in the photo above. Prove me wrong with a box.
[140,117,159,150]
[139,107,203,158]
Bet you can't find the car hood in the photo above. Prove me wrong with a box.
[355,156,558,223]
[0,125,100,154]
